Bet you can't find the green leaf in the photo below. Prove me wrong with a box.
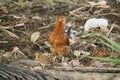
[81,32,120,54]
[81,32,96,38]
[100,39,120,53]
[87,56,120,64]
[101,35,120,52]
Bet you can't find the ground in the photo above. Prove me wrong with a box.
[0,0,120,80]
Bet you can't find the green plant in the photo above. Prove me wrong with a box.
[81,32,120,53]
[87,56,120,64]
[117,0,120,3]
[81,32,120,64]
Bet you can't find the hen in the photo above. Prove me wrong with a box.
[49,16,69,63]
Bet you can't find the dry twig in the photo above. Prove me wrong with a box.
[54,66,120,73]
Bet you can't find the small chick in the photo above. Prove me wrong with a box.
[35,52,51,70]
[84,18,109,33]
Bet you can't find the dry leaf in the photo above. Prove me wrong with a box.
[44,41,51,47]
[15,23,25,27]
[80,50,91,58]
[96,0,110,8]
[81,40,88,44]
[74,50,81,57]
[69,32,78,45]
[100,26,109,33]
[66,22,72,27]
[74,50,91,58]
[88,0,110,8]
[33,66,42,71]
[96,4,110,8]
[71,30,78,40]
[12,14,24,19]
[31,31,40,43]
[88,1,97,5]
[96,0,107,5]
[69,38,76,44]
[32,16,42,20]
[1,28,19,38]
[88,1,107,6]
[95,48,106,57]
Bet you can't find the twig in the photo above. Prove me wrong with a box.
[107,23,115,36]
[53,0,74,4]
[12,29,28,35]
[0,41,8,43]
[54,66,120,73]
[94,13,120,17]
[69,5,88,17]
[38,23,54,30]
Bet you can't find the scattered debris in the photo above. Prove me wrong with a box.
[88,0,110,8]
[84,18,109,33]
[74,50,91,58]
[0,1,120,79]
[15,23,25,27]
[31,31,40,43]
[95,48,106,57]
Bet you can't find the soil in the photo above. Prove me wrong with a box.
[0,0,120,80]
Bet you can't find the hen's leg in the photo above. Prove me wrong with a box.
[53,55,57,63]
[62,56,65,63]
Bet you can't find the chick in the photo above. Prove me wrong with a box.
[35,52,51,70]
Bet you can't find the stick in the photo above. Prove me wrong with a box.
[107,23,115,36]
[0,41,8,43]
[69,5,88,17]
[38,23,54,30]
[54,66,120,73]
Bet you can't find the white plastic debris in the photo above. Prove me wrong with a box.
[98,18,108,27]
[84,18,108,32]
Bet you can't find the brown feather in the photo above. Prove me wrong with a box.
[49,16,69,62]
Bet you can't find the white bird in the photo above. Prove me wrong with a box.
[84,18,109,32]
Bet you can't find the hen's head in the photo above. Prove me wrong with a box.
[58,16,65,22]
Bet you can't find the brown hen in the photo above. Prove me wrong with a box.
[49,16,69,63]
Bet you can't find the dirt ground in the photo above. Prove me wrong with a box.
[0,0,120,80]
